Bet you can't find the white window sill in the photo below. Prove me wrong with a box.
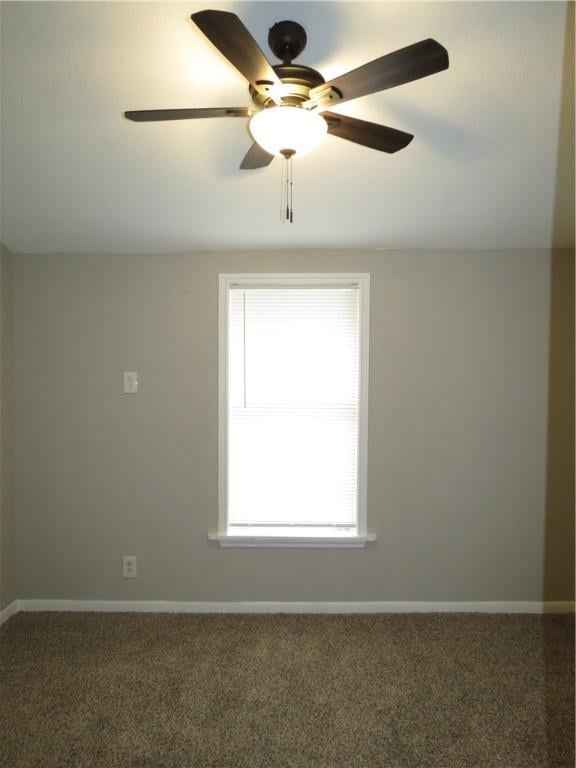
[208,532,376,549]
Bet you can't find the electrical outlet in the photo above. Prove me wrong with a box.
[122,555,137,578]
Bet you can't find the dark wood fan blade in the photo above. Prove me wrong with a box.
[191,10,282,99]
[322,112,413,153]
[240,143,274,169]
[124,107,252,122]
[310,39,448,106]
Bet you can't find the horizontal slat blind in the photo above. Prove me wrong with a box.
[227,287,360,528]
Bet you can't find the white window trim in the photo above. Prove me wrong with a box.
[212,273,373,549]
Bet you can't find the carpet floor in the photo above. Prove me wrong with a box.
[0,612,574,768]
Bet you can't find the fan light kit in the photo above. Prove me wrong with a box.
[249,107,328,159]
[125,11,449,223]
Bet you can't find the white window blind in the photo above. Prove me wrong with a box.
[226,284,361,535]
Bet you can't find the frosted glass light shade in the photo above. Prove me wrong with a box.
[249,106,327,158]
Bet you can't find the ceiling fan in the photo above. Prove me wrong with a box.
[125,10,449,219]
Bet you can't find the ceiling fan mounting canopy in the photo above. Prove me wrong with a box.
[124,9,449,169]
[268,20,308,64]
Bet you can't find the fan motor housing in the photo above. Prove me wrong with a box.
[249,64,325,107]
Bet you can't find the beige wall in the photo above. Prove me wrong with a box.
[12,249,557,602]
[0,242,15,609]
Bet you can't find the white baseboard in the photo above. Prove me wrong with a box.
[0,600,19,627]
[15,599,576,615]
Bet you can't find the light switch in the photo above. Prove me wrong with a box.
[122,555,137,578]
[123,371,138,394]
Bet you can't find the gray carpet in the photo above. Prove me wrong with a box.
[0,612,574,768]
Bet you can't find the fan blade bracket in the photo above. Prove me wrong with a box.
[304,85,342,110]
[254,80,276,92]
[253,80,284,105]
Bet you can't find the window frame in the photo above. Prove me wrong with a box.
[214,273,372,548]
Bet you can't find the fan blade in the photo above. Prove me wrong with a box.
[240,143,274,169]
[310,39,448,106]
[191,10,282,101]
[322,112,413,153]
[124,107,252,122]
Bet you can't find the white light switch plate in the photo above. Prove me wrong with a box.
[123,371,138,394]
[122,555,137,578]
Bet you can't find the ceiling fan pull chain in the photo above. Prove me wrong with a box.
[279,155,286,221]
[289,156,294,223]
[279,149,295,224]
[285,156,290,222]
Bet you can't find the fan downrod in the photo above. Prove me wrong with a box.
[268,20,307,64]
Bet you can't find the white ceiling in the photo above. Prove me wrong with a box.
[0,1,573,253]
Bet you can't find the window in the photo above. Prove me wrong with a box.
[216,274,371,547]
